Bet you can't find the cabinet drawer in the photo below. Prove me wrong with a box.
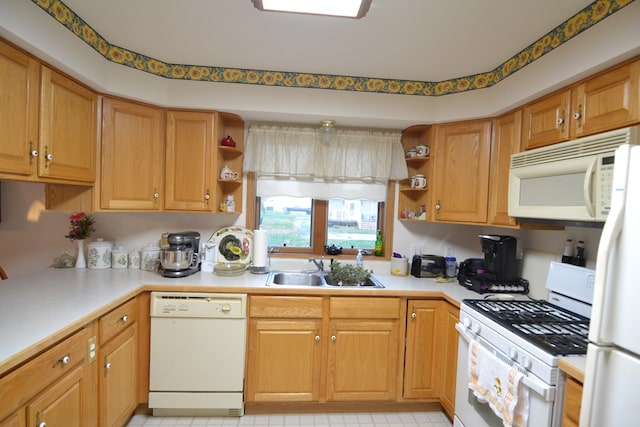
[99,298,137,343]
[330,297,400,319]
[249,296,323,318]
[0,327,88,421]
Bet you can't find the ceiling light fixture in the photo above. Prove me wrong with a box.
[252,0,372,19]
[319,119,337,143]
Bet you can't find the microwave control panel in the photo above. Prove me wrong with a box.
[597,155,615,217]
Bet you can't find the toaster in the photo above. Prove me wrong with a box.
[410,255,446,278]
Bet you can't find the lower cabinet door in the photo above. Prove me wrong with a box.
[327,319,398,401]
[101,325,137,427]
[27,366,85,427]
[245,319,322,402]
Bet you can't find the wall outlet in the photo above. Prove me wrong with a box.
[87,336,97,364]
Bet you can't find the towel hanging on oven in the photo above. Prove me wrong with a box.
[468,340,530,427]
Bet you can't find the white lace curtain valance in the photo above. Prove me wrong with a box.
[243,124,408,183]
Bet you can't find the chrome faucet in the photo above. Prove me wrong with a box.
[308,256,324,272]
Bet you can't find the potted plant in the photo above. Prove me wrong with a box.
[327,261,373,286]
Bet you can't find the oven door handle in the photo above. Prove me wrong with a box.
[455,322,556,402]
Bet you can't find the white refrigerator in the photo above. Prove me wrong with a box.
[581,144,640,425]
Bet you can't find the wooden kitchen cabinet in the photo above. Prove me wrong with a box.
[571,59,639,139]
[39,66,98,184]
[165,110,216,211]
[0,412,24,427]
[327,297,400,401]
[98,298,138,427]
[247,296,400,403]
[100,97,165,211]
[561,376,583,427]
[399,125,432,221]
[0,327,98,427]
[0,40,39,180]
[403,300,439,399]
[488,110,522,227]
[523,58,640,150]
[431,120,492,224]
[438,301,459,419]
[403,299,459,419]
[246,296,324,402]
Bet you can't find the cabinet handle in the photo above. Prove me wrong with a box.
[53,354,70,368]
[29,141,38,165]
[411,311,417,319]
[331,335,337,342]
[557,111,566,132]
[315,335,320,342]
[43,145,52,168]
[204,190,210,201]
[573,104,583,128]
[435,200,441,212]
[120,315,128,323]
[105,362,112,370]
[153,188,159,202]
[38,423,46,427]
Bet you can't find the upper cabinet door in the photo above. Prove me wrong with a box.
[571,60,639,139]
[39,66,97,183]
[101,98,165,210]
[164,111,215,211]
[488,110,522,227]
[522,89,571,150]
[0,41,39,178]
[431,120,492,224]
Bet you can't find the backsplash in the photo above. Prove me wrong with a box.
[0,180,602,299]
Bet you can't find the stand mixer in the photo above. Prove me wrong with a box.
[160,231,201,278]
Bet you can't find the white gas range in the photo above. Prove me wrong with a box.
[454,262,595,427]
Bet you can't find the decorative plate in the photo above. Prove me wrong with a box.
[209,226,253,266]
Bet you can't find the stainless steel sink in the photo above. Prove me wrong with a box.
[269,272,324,286]
[266,271,384,288]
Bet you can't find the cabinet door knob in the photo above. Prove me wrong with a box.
[411,312,417,319]
[120,315,128,322]
[53,354,70,367]
[435,202,441,211]
[315,335,320,342]
[105,362,112,370]
[331,335,337,342]
[556,117,564,125]
[38,423,46,427]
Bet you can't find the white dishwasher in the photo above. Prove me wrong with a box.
[148,292,247,417]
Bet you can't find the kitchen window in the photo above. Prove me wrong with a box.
[243,124,406,258]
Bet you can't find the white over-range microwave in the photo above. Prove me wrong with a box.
[509,126,639,223]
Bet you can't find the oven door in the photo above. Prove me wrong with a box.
[454,322,559,427]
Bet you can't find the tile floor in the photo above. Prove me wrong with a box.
[126,411,453,427]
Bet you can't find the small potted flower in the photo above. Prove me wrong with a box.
[65,212,95,268]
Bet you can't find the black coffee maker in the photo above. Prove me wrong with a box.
[478,234,518,281]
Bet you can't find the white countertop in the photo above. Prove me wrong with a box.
[0,266,487,375]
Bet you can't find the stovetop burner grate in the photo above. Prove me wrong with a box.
[463,299,590,356]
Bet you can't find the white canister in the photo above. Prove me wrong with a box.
[111,247,128,269]
[87,238,113,269]
[128,250,140,269]
[390,256,409,276]
[140,243,161,271]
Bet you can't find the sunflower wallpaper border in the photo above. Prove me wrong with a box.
[32,0,635,97]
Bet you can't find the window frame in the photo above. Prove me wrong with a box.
[245,172,395,259]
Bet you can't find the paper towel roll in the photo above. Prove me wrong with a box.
[252,230,268,267]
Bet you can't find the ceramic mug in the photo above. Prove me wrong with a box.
[412,174,427,189]
[220,166,239,181]
[415,145,429,157]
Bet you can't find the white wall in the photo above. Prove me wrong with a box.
[0,180,601,300]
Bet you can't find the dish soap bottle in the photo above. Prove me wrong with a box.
[356,249,363,268]
[374,230,383,256]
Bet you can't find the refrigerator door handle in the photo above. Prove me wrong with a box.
[583,157,597,218]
